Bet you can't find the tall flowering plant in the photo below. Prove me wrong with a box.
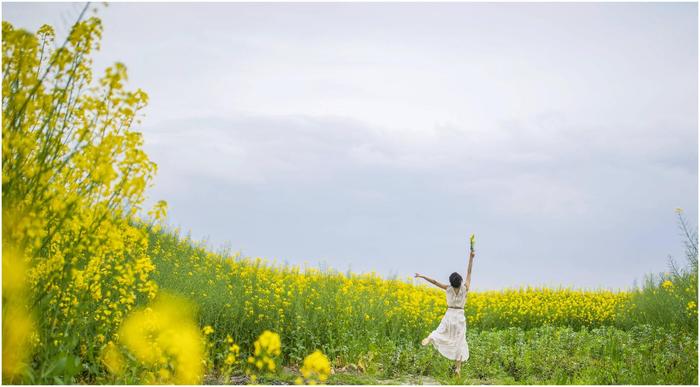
[3,14,162,382]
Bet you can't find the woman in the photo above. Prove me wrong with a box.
[415,247,476,375]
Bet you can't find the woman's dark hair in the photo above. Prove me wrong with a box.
[449,272,463,288]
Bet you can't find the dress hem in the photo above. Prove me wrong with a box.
[428,337,469,361]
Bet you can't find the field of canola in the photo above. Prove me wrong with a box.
[2,15,698,385]
[151,229,633,342]
[146,227,698,385]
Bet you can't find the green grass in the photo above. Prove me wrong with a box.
[201,325,697,385]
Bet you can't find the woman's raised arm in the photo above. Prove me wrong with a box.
[414,273,448,290]
[465,250,476,292]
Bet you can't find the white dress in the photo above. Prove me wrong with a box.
[428,284,469,361]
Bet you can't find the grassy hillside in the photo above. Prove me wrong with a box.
[140,222,698,385]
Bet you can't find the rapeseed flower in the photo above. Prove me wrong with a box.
[116,293,204,384]
[296,350,331,385]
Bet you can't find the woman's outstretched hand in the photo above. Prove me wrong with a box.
[470,251,476,259]
[414,273,422,278]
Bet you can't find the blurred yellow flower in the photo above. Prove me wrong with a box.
[2,249,36,383]
[116,293,204,384]
[101,341,125,375]
[297,350,331,385]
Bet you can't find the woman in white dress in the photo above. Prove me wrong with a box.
[414,248,476,375]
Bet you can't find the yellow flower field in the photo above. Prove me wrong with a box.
[153,229,631,332]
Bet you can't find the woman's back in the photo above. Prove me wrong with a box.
[446,284,467,308]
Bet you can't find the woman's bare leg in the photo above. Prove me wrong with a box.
[454,359,461,375]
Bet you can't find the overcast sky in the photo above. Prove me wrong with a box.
[4,2,698,290]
